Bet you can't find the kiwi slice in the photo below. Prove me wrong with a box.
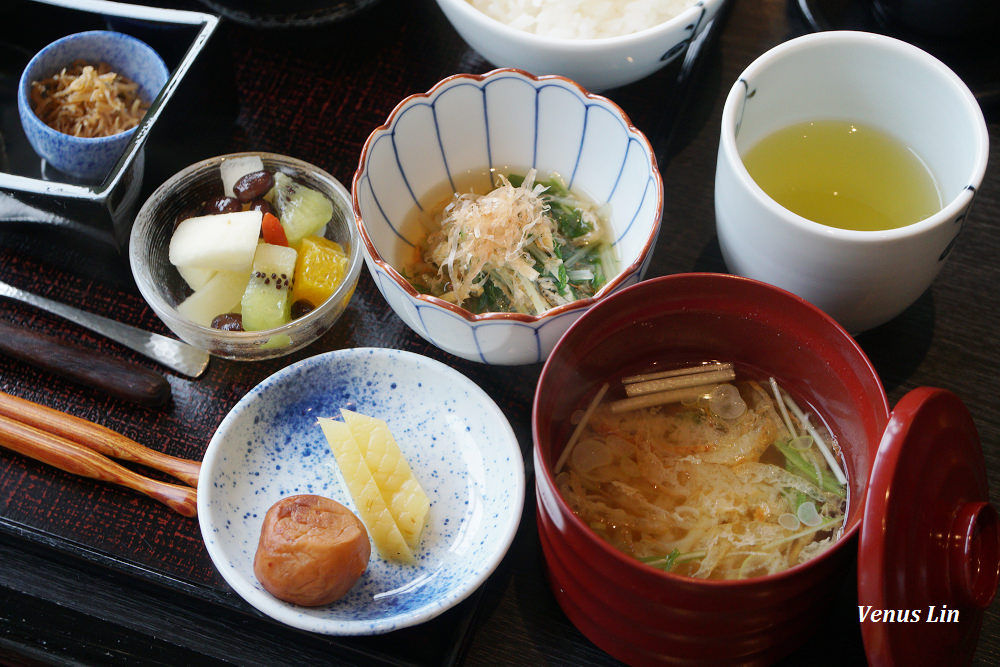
[274,172,334,247]
[241,243,298,331]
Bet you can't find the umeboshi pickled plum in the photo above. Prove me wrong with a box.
[253,494,370,606]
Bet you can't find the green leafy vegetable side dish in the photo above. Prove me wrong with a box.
[407,169,617,315]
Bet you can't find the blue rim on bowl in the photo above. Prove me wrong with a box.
[197,347,526,634]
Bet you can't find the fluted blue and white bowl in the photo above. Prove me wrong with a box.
[198,347,525,635]
[352,69,663,365]
[18,30,168,182]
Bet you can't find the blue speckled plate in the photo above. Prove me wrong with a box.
[197,347,525,635]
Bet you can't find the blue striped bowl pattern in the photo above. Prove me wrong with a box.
[17,30,168,182]
[353,69,662,365]
[198,347,525,635]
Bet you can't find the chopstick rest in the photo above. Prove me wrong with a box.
[0,414,197,517]
[0,391,200,487]
[0,319,171,406]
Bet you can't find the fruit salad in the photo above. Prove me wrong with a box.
[167,156,349,332]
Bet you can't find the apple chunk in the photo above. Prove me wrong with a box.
[169,210,263,272]
[177,264,216,291]
[176,270,248,327]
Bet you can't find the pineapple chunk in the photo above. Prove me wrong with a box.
[318,418,415,564]
[341,409,429,551]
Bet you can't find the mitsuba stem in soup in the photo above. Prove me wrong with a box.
[555,362,848,580]
[405,169,617,315]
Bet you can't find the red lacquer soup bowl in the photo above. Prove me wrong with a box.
[532,273,890,666]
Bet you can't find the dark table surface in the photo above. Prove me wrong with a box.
[1,0,998,665]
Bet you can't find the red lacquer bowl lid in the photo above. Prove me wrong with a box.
[859,387,1000,666]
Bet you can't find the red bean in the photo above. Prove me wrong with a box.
[205,195,241,214]
[291,299,315,319]
[249,197,277,218]
[234,170,275,203]
[211,313,244,331]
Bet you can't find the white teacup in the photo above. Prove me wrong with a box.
[714,31,989,333]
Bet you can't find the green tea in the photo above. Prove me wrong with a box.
[742,120,941,231]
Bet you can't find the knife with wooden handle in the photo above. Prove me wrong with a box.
[0,319,171,406]
[0,278,209,378]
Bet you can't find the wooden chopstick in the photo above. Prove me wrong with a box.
[0,413,197,517]
[0,391,199,487]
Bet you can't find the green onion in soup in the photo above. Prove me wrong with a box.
[407,169,617,315]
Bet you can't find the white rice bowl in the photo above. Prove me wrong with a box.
[467,0,696,39]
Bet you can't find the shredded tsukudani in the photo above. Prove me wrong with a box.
[30,60,150,138]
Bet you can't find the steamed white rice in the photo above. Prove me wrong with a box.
[467,0,697,39]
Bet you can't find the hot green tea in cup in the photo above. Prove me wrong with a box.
[714,31,989,333]
[742,120,942,231]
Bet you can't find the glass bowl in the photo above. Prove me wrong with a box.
[129,152,363,361]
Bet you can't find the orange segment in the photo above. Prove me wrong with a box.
[291,235,348,307]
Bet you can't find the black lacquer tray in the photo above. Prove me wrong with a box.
[2,0,998,664]
[0,1,725,664]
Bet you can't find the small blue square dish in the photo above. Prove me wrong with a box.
[17,30,169,183]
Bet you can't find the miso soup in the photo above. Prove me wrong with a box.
[554,361,848,580]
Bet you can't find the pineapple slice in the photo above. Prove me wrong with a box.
[341,409,429,551]
[318,418,415,564]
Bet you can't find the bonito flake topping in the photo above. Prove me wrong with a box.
[424,169,556,308]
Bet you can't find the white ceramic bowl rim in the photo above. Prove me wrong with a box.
[533,272,875,588]
[720,30,990,242]
[18,30,169,147]
[131,151,364,336]
[438,0,723,47]
[352,68,662,325]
